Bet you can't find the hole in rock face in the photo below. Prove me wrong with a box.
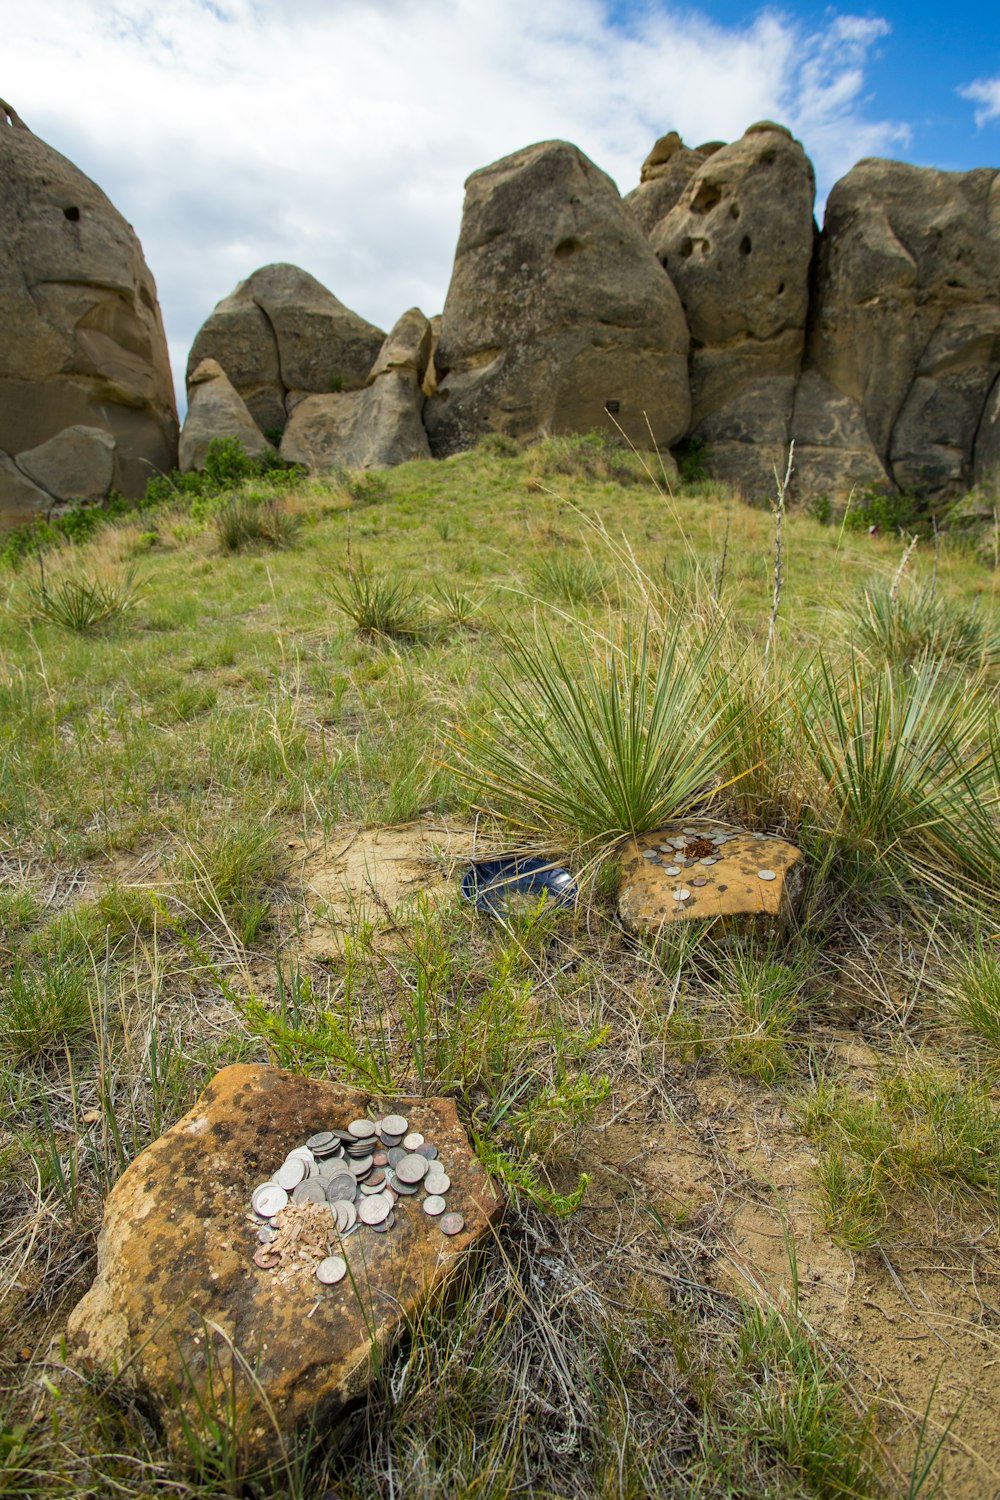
[63,206,80,222]
[730,203,740,220]
[680,237,694,259]
[739,236,752,256]
[554,237,581,260]
[660,254,669,269]
[761,149,777,166]
[690,181,722,214]
[776,281,785,295]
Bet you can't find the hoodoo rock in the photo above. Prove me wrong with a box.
[66,1064,502,1478]
[649,122,816,499]
[0,99,178,524]
[187,263,386,438]
[806,159,1000,499]
[424,140,690,454]
[624,131,705,236]
[179,359,272,472]
[280,308,432,470]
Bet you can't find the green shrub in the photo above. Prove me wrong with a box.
[23,565,140,632]
[476,431,521,459]
[843,484,920,533]
[210,490,302,552]
[328,562,429,640]
[673,436,709,484]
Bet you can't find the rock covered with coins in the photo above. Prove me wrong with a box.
[66,1065,502,1477]
[249,1113,466,1285]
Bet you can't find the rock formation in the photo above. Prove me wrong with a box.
[643,122,817,499]
[179,359,272,472]
[0,99,178,526]
[805,159,1000,500]
[424,140,690,455]
[280,307,432,470]
[67,1064,502,1476]
[186,263,386,437]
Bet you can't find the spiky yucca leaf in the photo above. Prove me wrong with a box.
[453,613,743,847]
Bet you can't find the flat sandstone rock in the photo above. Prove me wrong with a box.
[66,1064,502,1477]
[618,821,804,933]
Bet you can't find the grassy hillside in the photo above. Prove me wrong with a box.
[0,437,998,1498]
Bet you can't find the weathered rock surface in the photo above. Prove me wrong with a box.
[974,372,1000,492]
[790,371,890,502]
[648,123,816,499]
[187,264,386,434]
[618,822,805,934]
[0,450,51,523]
[807,159,1000,499]
[179,358,271,472]
[14,423,116,503]
[0,99,178,522]
[281,308,431,470]
[424,140,690,454]
[66,1064,502,1477]
[624,131,704,236]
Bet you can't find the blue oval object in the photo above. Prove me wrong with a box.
[461,857,577,915]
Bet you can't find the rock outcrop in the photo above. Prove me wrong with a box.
[66,1064,502,1477]
[424,140,690,455]
[186,263,386,436]
[179,359,272,472]
[0,99,178,525]
[644,123,816,499]
[280,308,432,470]
[806,159,1000,500]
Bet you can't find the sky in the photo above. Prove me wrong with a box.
[4,0,999,416]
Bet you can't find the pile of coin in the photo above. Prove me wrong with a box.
[639,826,777,902]
[248,1112,465,1286]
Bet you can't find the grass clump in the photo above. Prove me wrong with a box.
[946,932,1000,1048]
[209,488,302,552]
[845,579,1000,668]
[22,564,140,632]
[0,956,93,1061]
[328,561,429,640]
[455,612,742,848]
[530,552,612,605]
[530,429,649,487]
[173,816,283,942]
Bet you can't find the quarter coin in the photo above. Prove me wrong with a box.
[664,865,681,876]
[348,1119,377,1139]
[325,1175,357,1202]
[671,888,691,902]
[423,1195,447,1215]
[307,1132,335,1151]
[439,1213,465,1236]
[292,1180,327,1206]
[757,869,776,881]
[381,1114,408,1137]
[274,1158,306,1191]
[252,1184,288,1218]
[402,1132,424,1150]
[396,1154,428,1184]
[316,1255,347,1285]
[425,1171,450,1194]
[358,1193,393,1225]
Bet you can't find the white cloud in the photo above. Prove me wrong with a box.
[959,74,1000,127]
[4,0,908,412]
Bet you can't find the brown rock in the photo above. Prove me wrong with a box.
[974,371,1000,493]
[280,372,429,471]
[0,449,51,525]
[368,307,432,384]
[14,423,115,504]
[187,263,386,434]
[178,358,272,472]
[807,158,1000,499]
[650,123,816,492]
[0,99,178,511]
[618,822,805,934]
[624,131,704,236]
[791,371,890,502]
[424,139,690,455]
[66,1064,502,1477]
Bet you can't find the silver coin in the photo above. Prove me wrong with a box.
[439,1213,465,1236]
[416,1143,438,1160]
[252,1183,288,1218]
[402,1132,424,1150]
[292,1179,328,1206]
[257,1226,276,1244]
[348,1119,377,1139]
[347,1156,374,1176]
[325,1175,357,1202]
[286,1145,316,1166]
[691,877,708,887]
[396,1153,428,1184]
[358,1192,393,1225]
[671,888,691,902]
[381,1114,408,1137]
[274,1158,306,1191]
[386,1146,405,1166]
[316,1255,347,1285]
[423,1194,447,1216]
[758,869,777,881]
[424,1171,451,1194]
[642,850,657,860]
[393,1179,418,1195]
[699,857,718,866]
[307,1132,335,1151]
[664,865,681,876]
[371,1212,395,1233]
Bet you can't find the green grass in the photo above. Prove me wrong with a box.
[0,443,996,1497]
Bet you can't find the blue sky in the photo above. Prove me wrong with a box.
[4,0,998,414]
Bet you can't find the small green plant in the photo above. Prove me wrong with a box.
[946,933,1000,1048]
[328,562,429,640]
[720,947,808,1083]
[476,431,521,458]
[430,582,484,627]
[529,553,612,606]
[531,430,646,487]
[24,564,140,632]
[843,483,920,533]
[673,436,709,485]
[173,817,283,939]
[211,489,302,552]
[805,492,834,525]
[334,469,390,507]
[845,579,999,668]
[0,957,93,1061]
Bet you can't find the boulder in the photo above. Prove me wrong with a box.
[807,159,1000,499]
[790,371,890,503]
[66,1063,502,1478]
[624,131,705,236]
[0,99,178,513]
[0,450,52,527]
[179,359,272,472]
[648,123,816,494]
[281,308,432,470]
[424,139,690,455]
[974,371,1000,493]
[618,822,805,935]
[187,263,386,434]
[14,424,115,503]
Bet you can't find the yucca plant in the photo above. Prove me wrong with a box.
[529,553,612,606]
[328,562,429,640]
[212,490,301,551]
[845,580,1000,669]
[24,565,140,632]
[798,651,1000,901]
[453,612,744,848]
